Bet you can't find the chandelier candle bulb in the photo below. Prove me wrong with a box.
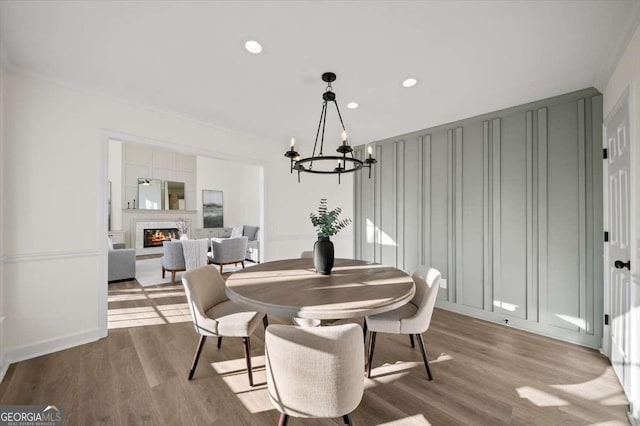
[290,137,295,148]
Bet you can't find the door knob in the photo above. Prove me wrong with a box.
[614,260,631,270]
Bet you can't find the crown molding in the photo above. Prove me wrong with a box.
[2,64,271,144]
[595,2,640,90]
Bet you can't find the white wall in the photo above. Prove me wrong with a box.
[0,70,353,365]
[0,64,6,379]
[196,156,260,229]
[602,22,640,423]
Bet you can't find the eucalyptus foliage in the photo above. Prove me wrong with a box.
[310,198,351,238]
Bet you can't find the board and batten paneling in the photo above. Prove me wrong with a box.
[354,88,603,348]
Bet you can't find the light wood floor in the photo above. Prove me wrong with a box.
[0,278,629,425]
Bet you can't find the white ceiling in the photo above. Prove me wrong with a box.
[1,1,638,152]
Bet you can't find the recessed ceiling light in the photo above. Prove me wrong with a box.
[402,78,417,88]
[244,40,262,54]
[347,102,359,109]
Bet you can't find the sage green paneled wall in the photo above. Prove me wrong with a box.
[354,88,603,348]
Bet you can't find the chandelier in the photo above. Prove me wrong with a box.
[284,72,377,183]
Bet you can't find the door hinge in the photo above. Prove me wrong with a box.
[604,231,609,242]
[603,148,608,159]
[604,314,609,325]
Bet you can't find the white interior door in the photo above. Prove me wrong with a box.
[605,92,632,394]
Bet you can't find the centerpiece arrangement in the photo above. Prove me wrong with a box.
[309,198,351,275]
[176,218,189,240]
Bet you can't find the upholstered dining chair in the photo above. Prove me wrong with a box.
[209,236,248,273]
[181,265,265,386]
[365,266,441,381]
[161,240,186,283]
[300,251,313,259]
[265,324,364,426]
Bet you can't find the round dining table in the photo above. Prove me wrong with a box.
[225,258,415,320]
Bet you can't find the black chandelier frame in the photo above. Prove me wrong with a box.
[284,72,376,183]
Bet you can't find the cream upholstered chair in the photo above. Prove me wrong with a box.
[365,266,441,381]
[181,265,265,386]
[265,324,364,425]
[300,251,313,259]
[209,236,248,273]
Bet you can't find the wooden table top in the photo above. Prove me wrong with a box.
[225,258,415,320]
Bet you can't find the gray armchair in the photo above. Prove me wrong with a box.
[108,243,136,282]
[209,236,248,273]
[161,240,186,283]
[242,225,260,263]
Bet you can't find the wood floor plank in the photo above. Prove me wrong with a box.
[0,278,629,425]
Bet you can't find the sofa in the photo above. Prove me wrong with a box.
[242,225,260,263]
[108,243,136,282]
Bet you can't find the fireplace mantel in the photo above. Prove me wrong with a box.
[122,209,198,214]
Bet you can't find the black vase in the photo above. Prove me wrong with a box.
[313,236,334,275]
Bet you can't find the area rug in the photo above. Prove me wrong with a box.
[135,257,255,287]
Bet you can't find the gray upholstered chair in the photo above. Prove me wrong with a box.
[209,236,248,273]
[161,240,185,283]
[265,324,364,425]
[108,243,136,282]
[243,225,260,263]
[365,266,441,381]
[300,251,313,259]
[181,265,266,386]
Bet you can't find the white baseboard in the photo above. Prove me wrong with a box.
[4,328,105,366]
[435,300,602,349]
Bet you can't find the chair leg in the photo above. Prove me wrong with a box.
[409,334,415,348]
[278,413,289,426]
[162,267,166,278]
[363,319,368,342]
[219,264,223,274]
[241,260,245,269]
[343,413,353,425]
[217,336,222,349]
[416,333,433,381]
[242,336,254,387]
[263,315,269,330]
[188,335,207,380]
[171,271,176,283]
[367,331,377,378]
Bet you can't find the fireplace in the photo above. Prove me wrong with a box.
[143,228,179,248]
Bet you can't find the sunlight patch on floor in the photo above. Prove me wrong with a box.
[108,293,148,302]
[211,356,273,414]
[365,361,419,388]
[550,367,628,406]
[430,353,453,364]
[516,386,569,407]
[107,305,191,329]
[376,414,431,425]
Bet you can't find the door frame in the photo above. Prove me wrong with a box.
[602,85,637,358]
[601,82,640,424]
